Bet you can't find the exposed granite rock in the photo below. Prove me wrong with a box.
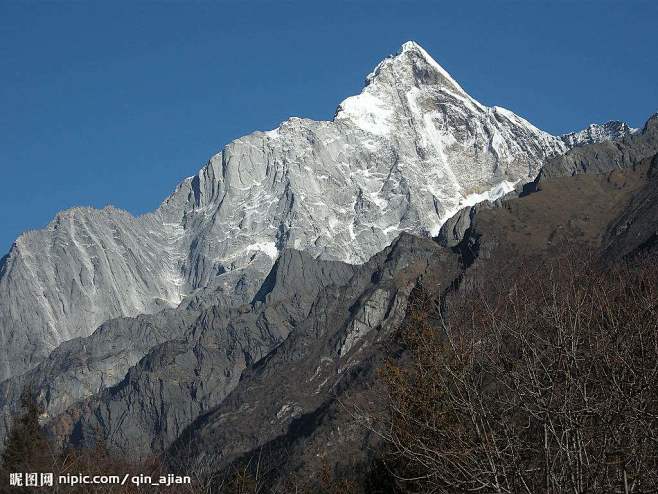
[2,153,655,487]
[0,308,198,447]
[166,151,658,486]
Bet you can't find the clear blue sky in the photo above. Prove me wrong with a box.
[1,1,657,254]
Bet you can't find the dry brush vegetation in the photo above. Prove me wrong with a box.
[373,254,658,493]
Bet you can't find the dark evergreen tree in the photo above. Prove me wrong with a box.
[0,389,50,477]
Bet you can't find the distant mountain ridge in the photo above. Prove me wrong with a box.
[560,120,637,147]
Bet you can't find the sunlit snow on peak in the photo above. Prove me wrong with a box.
[334,91,392,136]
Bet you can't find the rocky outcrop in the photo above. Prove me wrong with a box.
[0,248,356,453]
[1,131,655,485]
[602,153,658,259]
[0,308,199,447]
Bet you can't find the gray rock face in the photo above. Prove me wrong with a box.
[28,234,458,461]
[0,308,199,445]
[165,150,658,489]
[0,42,635,385]
[0,207,190,382]
[0,248,356,451]
[153,152,656,482]
[0,112,654,479]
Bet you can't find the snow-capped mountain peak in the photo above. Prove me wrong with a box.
[0,42,598,381]
[336,41,486,136]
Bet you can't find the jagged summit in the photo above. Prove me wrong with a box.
[335,41,484,135]
[366,41,470,97]
[0,42,630,383]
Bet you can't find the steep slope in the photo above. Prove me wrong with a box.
[0,248,358,452]
[459,162,655,263]
[0,41,571,382]
[1,108,655,481]
[169,149,658,491]
[602,153,658,259]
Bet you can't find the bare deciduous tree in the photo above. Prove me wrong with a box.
[372,254,658,494]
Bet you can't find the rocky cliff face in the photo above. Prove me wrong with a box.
[0,207,189,383]
[0,41,576,382]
